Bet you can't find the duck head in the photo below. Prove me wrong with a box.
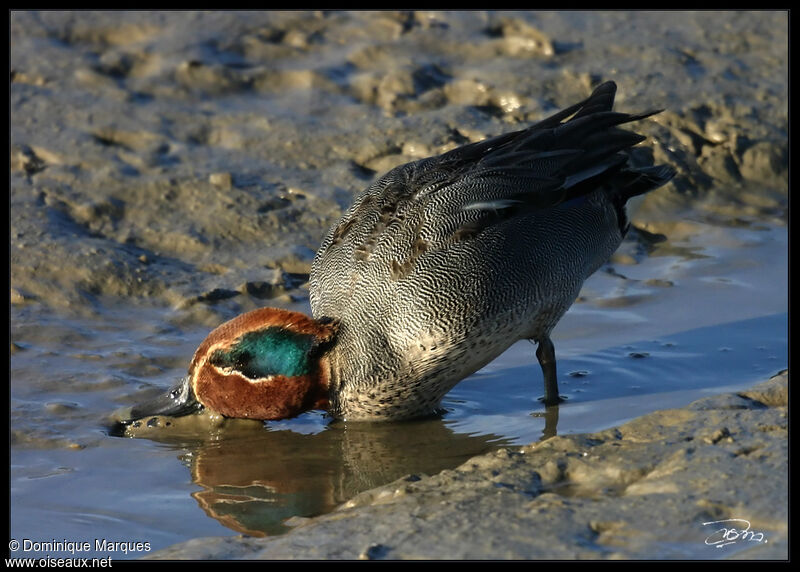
[123,308,338,422]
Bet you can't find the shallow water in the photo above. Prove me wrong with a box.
[10,225,787,556]
[10,10,787,560]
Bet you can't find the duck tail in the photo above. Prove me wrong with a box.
[617,164,676,203]
[612,164,676,234]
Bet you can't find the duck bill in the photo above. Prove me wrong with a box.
[126,377,204,420]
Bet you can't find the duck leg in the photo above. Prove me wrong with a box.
[536,336,563,405]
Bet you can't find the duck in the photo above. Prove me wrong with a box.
[122,81,675,425]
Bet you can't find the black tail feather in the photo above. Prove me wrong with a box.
[617,165,677,202]
[612,164,676,234]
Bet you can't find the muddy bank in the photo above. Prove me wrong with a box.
[149,370,787,560]
[11,11,788,323]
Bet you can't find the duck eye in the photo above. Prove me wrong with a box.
[210,348,261,379]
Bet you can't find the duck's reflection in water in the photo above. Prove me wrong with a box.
[119,410,521,536]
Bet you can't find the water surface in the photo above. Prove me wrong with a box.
[10,225,787,555]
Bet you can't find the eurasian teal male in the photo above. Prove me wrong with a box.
[124,81,675,424]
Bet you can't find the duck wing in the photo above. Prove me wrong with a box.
[310,81,674,316]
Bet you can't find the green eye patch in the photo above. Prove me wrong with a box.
[209,327,316,379]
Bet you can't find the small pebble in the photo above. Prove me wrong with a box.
[209,172,232,189]
[358,544,390,560]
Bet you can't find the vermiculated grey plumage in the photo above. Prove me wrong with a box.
[310,81,675,420]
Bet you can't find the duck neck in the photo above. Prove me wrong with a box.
[312,352,334,411]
